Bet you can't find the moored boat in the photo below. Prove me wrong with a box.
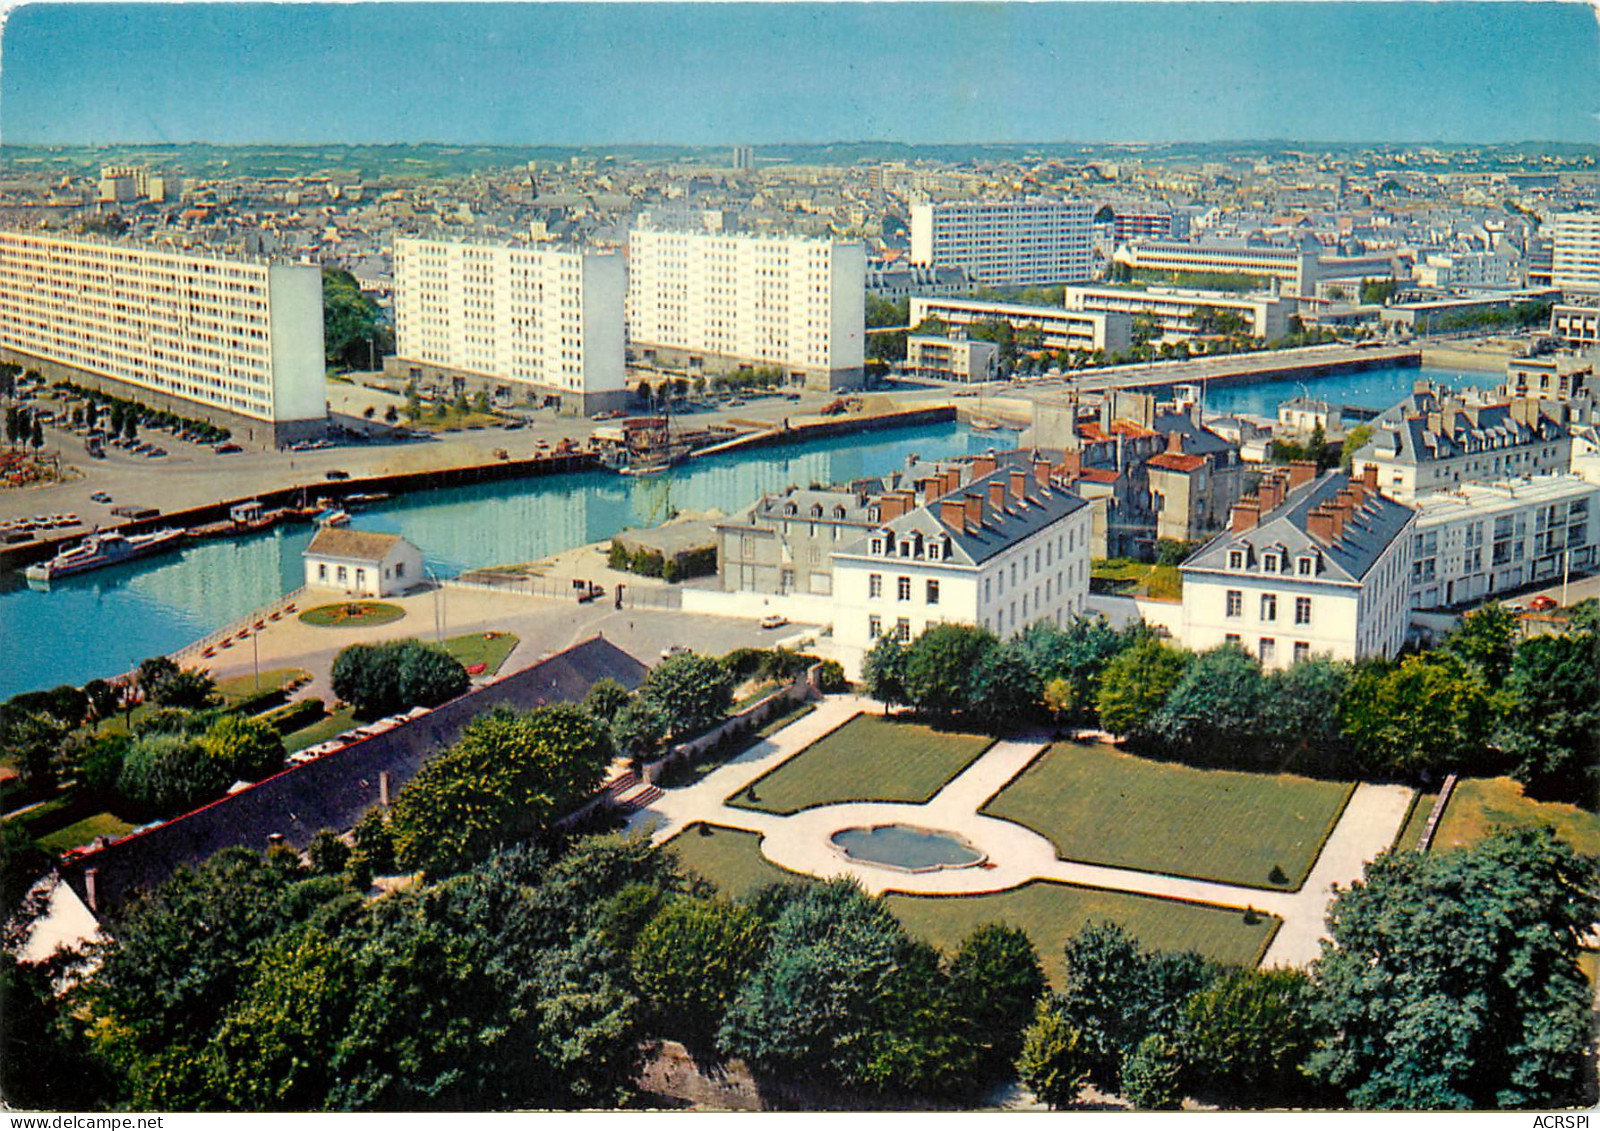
[24,528,187,582]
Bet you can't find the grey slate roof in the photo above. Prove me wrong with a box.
[857,468,1088,568]
[1182,472,1415,583]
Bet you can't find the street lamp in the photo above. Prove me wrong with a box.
[423,565,446,643]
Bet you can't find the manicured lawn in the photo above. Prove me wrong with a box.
[298,602,406,628]
[36,812,135,855]
[1430,777,1600,857]
[216,667,311,704]
[408,408,503,432]
[1090,559,1183,601]
[725,713,996,815]
[282,705,359,754]
[982,742,1356,891]
[658,700,818,789]
[438,631,519,676]
[1392,790,1439,853]
[666,824,1278,981]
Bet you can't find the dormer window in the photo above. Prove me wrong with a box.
[1228,549,1246,570]
[1262,552,1279,573]
[899,540,911,557]
[1297,554,1316,576]
[927,543,941,561]
[833,506,846,519]
[870,538,883,554]
[784,503,797,517]
[811,504,823,518]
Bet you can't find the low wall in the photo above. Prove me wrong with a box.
[680,585,837,626]
[691,406,957,459]
[641,672,820,785]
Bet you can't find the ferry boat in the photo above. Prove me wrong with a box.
[24,528,187,582]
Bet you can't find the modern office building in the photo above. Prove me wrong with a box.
[1107,204,1184,244]
[1408,474,1599,609]
[1115,241,1315,292]
[1552,212,1600,293]
[1062,284,1294,341]
[627,226,866,392]
[0,230,326,445]
[908,296,1131,355]
[1551,301,1600,347]
[831,454,1092,673]
[390,238,627,415]
[905,334,999,383]
[1179,466,1416,669]
[909,198,1094,286]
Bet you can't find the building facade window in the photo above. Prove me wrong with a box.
[1294,596,1312,625]
[1260,594,1277,621]
[869,573,882,598]
[1226,590,1242,617]
[1293,641,1310,664]
[869,614,882,639]
[1259,637,1276,664]
[897,576,912,601]
[926,579,940,605]
[895,617,911,642]
[1225,633,1241,645]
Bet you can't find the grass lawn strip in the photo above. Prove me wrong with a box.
[726,713,996,816]
[1392,790,1438,853]
[1430,777,1600,856]
[981,742,1355,892]
[438,631,520,676]
[282,705,360,754]
[36,812,135,855]
[666,823,1278,981]
[215,667,312,704]
[298,602,406,628]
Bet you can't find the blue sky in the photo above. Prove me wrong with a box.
[2,2,1596,146]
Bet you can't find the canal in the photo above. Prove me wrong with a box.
[0,421,1010,699]
[1184,362,1501,419]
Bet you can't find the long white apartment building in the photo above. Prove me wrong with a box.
[908,296,1132,355]
[1409,474,1598,609]
[626,226,865,392]
[391,238,627,415]
[0,230,326,445]
[1062,284,1295,341]
[1115,241,1314,293]
[1552,212,1600,293]
[909,198,1093,287]
[1178,465,1416,669]
[831,454,1092,677]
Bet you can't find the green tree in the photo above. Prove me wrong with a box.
[82,678,120,722]
[861,633,909,712]
[1183,966,1319,1104]
[904,622,997,720]
[1340,653,1497,777]
[1095,638,1190,740]
[0,820,51,915]
[581,677,633,725]
[1495,630,1600,806]
[609,697,668,760]
[1260,656,1352,774]
[0,957,116,1110]
[1016,998,1091,1109]
[1307,827,1599,1109]
[331,640,468,720]
[630,896,768,1051]
[947,923,1047,1079]
[389,704,614,877]
[199,713,286,782]
[116,732,232,816]
[1013,616,1129,726]
[638,652,733,738]
[1443,602,1519,686]
[1121,1033,1185,1110]
[1339,423,1374,472]
[1148,644,1267,765]
[1359,278,1398,305]
[321,268,392,369]
[152,669,218,710]
[966,639,1040,730]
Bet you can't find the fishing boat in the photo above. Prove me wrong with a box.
[343,492,391,508]
[314,508,351,527]
[24,528,187,582]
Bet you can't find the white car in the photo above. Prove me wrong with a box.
[660,644,692,660]
[759,615,789,629]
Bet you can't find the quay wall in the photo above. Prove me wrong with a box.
[692,406,957,458]
[1061,346,1423,394]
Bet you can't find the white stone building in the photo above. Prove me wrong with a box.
[909,295,1131,355]
[1552,212,1600,293]
[0,231,326,445]
[626,226,865,391]
[1063,283,1295,341]
[1408,475,1599,609]
[831,456,1092,677]
[391,238,628,414]
[905,334,999,383]
[909,198,1094,287]
[302,528,423,598]
[1178,466,1416,668]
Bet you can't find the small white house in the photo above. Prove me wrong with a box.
[302,528,423,598]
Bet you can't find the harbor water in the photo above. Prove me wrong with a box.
[1189,362,1501,419]
[0,422,1008,699]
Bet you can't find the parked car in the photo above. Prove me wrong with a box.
[90,491,113,503]
[660,644,692,661]
[760,615,789,629]
[213,442,242,454]
[324,469,350,481]
[1527,595,1558,612]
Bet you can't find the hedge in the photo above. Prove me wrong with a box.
[260,697,326,735]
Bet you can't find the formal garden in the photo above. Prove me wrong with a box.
[298,601,406,628]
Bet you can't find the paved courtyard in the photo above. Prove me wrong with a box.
[628,695,1414,969]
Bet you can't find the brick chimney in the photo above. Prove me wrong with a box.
[972,452,998,478]
[989,480,1009,516]
[1033,458,1053,491]
[878,494,909,521]
[1307,508,1336,543]
[921,475,945,503]
[1346,478,1368,508]
[1231,499,1261,532]
[1057,449,1083,478]
[963,493,985,532]
[1361,463,1378,492]
[1010,468,1030,503]
[943,467,963,496]
[1166,430,1185,454]
[940,497,967,533]
[1288,459,1317,490]
[1257,476,1285,512]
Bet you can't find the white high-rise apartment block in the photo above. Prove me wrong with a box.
[909,198,1093,286]
[391,239,627,414]
[0,231,326,445]
[627,226,865,391]
[1551,212,1600,293]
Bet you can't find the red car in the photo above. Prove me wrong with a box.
[1527,595,1558,612]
